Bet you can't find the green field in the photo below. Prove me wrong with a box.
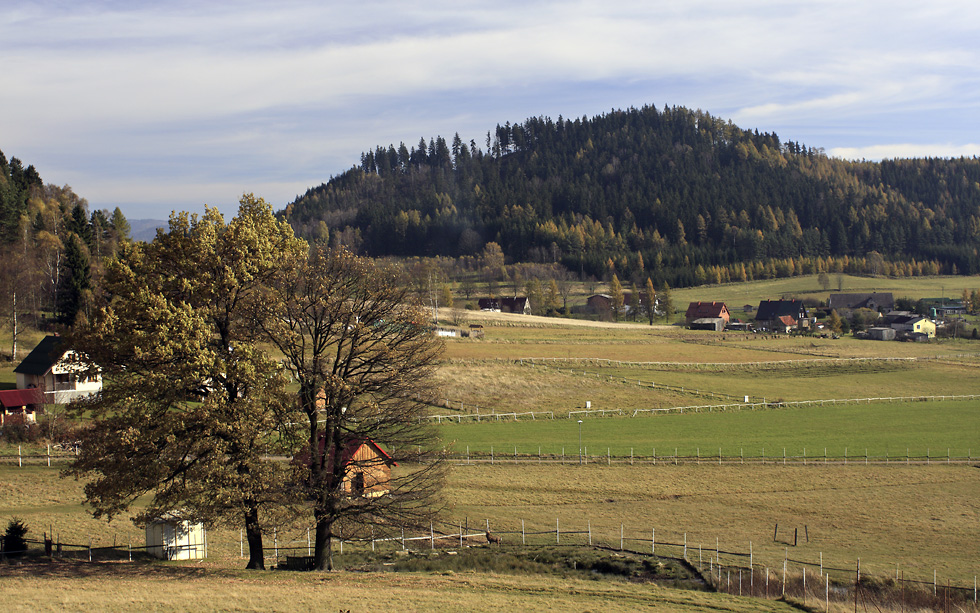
[436,400,980,459]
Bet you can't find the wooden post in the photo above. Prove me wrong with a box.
[652,528,655,554]
[521,519,525,546]
[794,528,798,547]
[774,523,778,542]
[556,517,560,544]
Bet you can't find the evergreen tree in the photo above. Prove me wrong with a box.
[56,234,91,326]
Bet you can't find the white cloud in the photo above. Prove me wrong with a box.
[830,144,980,161]
[2,1,980,216]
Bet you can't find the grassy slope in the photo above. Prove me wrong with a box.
[0,567,797,613]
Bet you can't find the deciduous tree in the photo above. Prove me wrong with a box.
[257,247,446,571]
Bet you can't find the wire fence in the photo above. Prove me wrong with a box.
[5,516,977,611]
[422,393,980,423]
[444,445,977,466]
[265,516,980,611]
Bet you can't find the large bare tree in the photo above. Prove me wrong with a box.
[258,247,445,571]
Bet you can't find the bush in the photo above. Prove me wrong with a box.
[2,519,28,558]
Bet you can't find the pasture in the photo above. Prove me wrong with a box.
[3,274,980,611]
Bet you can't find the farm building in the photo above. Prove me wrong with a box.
[754,299,809,332]
[13,336,101,404]
[0,388,44,425]
[828,292,894,313]
[684,301,730,326]
[145,515,206,560]
[297,436,398,498]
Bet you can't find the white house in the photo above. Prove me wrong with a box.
[13,336,102,404]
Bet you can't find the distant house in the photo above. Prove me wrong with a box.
[0,388,44,426]
[13,336,102,404]
[685,302,731,326]
[828,293,895,313]
[887,314,936,338]
[587,292,652,317]
[755,299,809,332]
[478,297,531,314]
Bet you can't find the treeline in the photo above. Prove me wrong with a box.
[284,105,980,286]
[0,148,131,355]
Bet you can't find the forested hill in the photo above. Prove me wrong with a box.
[284,105,980,286]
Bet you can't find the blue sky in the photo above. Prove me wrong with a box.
[2,1,978,219]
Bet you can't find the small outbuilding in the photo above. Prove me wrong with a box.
[690,317,726,332]
[145,515,207,560]
[0,388,44,425]
[867,327,896,341]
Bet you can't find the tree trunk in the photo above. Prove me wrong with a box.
[244,506,265,570]
[313,514,334,571]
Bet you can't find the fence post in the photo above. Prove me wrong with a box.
[652,528,655,554]
[240,529,243,558]
[430,523,434,550]
[47,444,51,467]
[521,519,525,546]
[557,517,560,544]
[19,445,22,467]
[620,524,623,551]
[587,520,591,545]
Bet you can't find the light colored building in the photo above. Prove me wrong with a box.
[13,336,102,404]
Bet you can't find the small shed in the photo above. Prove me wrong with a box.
[868,327,896,341]
[0,388,44,425]
[145,515,207,560]
[690,317,725,332]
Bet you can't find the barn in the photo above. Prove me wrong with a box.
[145,515,207,560]
[337,439,397,497]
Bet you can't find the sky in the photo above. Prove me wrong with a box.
[2,1,979,220]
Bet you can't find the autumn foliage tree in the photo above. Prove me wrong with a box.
[65,195,307,570]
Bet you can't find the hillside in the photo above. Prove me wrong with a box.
[284,105,980,286]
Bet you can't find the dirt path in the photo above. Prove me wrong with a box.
[438,308,673,330]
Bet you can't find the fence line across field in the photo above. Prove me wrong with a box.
[450,444,973,466]
[422,393,980,424]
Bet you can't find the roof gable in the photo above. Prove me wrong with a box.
[13,336,65,376]
[755,299,806,321]
[685,301,729,319]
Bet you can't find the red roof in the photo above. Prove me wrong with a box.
[685,301,729,320]
[777,315,798,327]
[0,388,44,408]
[296,436,398,470]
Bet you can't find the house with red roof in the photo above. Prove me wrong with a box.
[684,301,731,326]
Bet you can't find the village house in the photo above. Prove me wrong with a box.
[13,335,102,404]
[885,313,936,339]
[754,299,809,332]
[684,301,731,326]
[587,292,655,318]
